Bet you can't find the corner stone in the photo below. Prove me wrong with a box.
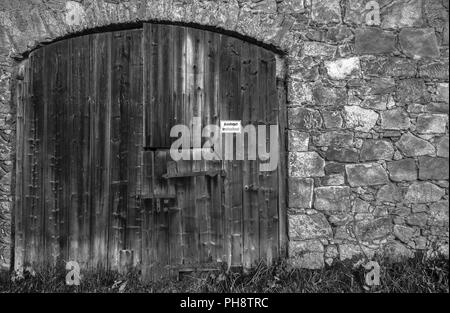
[289,213,333,240]
[288,178,314,208]
[289,240,324,269]
[346,163,389,187]
[289,152,325,178]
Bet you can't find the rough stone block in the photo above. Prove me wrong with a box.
[355,28,396,55]
[404,182,445,203]
[289,152,325,178]
[429,201,449,227]
[310,0,341,24]
[353,198,371,213]
[384,241,414,262]
[381,0,424,29]
[303,42,336,58]
[377,184,403,203]
[355,217,392,241]
[361,57,417,77]
[311,83,347,106]
[396,79,430,104]
[343,106,379,132]
[314,186,351,214]
[418,157,449,180]
[381,108,411,130]
[396,133,435,157]
[436,83,449,103]
[416,114,448,134]
[289,240,325,269]
[346,163,389,187]
[289,213,332,240]
[419,61,449,80]
[360,140,395,161]
[321,174,345,186]
[288,107,323,131]
[288,130,309,152]
[288,178,314,208]
[339,243,375,261]
[387,159,417,181]
[399,28,440,59]
[406,213,428,227]
[394,225,417,244]
[321,111,343,129]
[436,136,449,158]
[325,57,361,80]
[326,146,360,163]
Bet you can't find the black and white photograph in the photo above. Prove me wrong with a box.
[0,0,448,306]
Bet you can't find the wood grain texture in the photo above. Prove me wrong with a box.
[13,25,284,277]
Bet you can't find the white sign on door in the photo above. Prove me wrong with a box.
[221,120,242,133]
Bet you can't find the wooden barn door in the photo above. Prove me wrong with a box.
[141,24,283,278]
[13,24,285,279]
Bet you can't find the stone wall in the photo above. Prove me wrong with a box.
[0,0,448,270]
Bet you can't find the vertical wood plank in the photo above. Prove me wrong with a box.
[257,47,269,264]
[219,35,231,266]
[204,31,223,264]
[126,29,143,268]
[277,72,288,259]
[14,59,27,271]
[109,31,126,270]
[30,48,45,268]
[241,42,260,268]
[22,54,33,268]
[141,151,155,280]
[266,52,279,264]
[90,33,112,269]
[57,40,70,266]
[168,25,185,270]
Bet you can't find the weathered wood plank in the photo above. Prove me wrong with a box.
[79,34,91,268]
[277,72,288,259]
[53,40,70,266]
[228,38,243,267]
[265,51,279,264]
[241,42,260,268]
[109,31,127,270]
[141,151,155,280]
[125,29,143,268]
[31,48,45,268]
[257,47,269,264]
[90,33,111,269]
[218,35,232,266]
[14,59,27,270]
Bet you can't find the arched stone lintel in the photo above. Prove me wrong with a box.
[0,0,296,60]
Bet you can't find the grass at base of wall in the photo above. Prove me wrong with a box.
[0,253,448,293]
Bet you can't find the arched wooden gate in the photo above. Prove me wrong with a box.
[13,23,287,279]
